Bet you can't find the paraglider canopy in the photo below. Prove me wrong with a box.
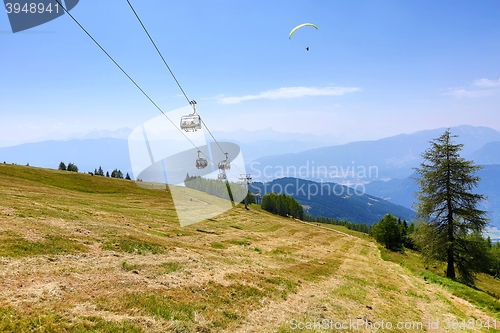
[288,23,318,39]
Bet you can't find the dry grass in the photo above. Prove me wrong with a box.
[1,164,500,332]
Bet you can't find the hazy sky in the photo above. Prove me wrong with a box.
[1,0,500,147]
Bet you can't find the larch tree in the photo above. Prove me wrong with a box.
[413,129,488,284]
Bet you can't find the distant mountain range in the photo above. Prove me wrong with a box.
[364,164,500,229]
[6,125,499,175]
[249,125,500,181]
[1,125,498,228]
[250,177,415,225]
[469,141,500,165]
[0,138,330,176]
[237,140,332,162]
[212,128,339,145]
[0,138,132,177]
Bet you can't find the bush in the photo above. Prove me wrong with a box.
[370,214,404,251]
[67,163,79,172]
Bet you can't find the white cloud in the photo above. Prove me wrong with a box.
[487,226,500,241]
[443,88,494,98]
[17,122,40,130]
[443,78,500,99]
[473,78,500,87]
[215,86,361,104]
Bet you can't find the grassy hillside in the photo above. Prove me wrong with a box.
[1,164,499,332]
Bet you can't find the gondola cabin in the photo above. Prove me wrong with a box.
[180,114,201,132]
[218,153,230,170]
[196,150,208,169]
[196,158,208,169]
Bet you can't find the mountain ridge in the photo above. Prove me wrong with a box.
[249,125,500,181]
[250,177,415,225]
[0,138,132,177]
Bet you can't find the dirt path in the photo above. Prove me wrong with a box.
[1,216,499,332]
[233,230,499,333]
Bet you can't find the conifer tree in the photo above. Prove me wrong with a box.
[414,129,488,284]
[67,163,78,172]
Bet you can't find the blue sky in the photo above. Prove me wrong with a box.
[1,0,500,147]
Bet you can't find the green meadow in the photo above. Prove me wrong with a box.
[1,163,499,332]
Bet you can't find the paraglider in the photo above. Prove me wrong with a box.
[288,23,318,39]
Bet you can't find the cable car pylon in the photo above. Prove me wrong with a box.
[238,174,252,210]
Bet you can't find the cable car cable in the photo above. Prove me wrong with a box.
[52,1,220,172]
[55,0,246,182]
[126,0,238,167]
[52,0,201,151]
[126,0,191,105]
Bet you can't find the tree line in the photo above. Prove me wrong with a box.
[258,192,370,233]
[303,214,370,233]
[58,161,79,172]
[184,174,255,205]
[91,165,131,180]
[261,192,304,220]
[58,162,131,180]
